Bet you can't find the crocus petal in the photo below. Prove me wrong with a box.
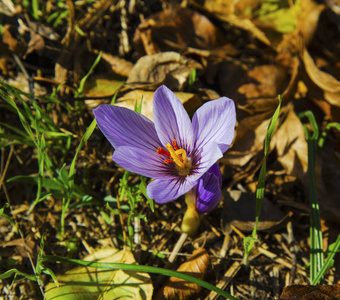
[112,146,172,179]
[93,104,161,151]
[192,97,236,153]
[195,170,222,214]
[207,163,222,188]
[188,141,223,182]
[153,85,194,151]
[147,177,197,203]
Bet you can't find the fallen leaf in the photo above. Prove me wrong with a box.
[271,105,308,177]
[296,0,325,46]
[202,7,271,46]
[222,190,290,234]
[97,51,134,78]
[279,283,340,299]
[0,57,9,75]
[303,49,340,95]
[221,55,299,182]
[23,31,45,59]
[1,24,26,54]
[126,52,202,91]
[83,74,125,97]
[133,7,226,56]
[44,248,153,300]
[155,248,209,300]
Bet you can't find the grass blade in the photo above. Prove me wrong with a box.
[299,110,324,284]
[243,95,282,265]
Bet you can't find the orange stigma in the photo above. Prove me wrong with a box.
[157,139,188,169]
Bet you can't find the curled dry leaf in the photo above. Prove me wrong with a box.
[23,31,45,59]
[97,51,134,78]
[199,0,270,46]
[133,7,226,56]
[126,52,202,91]
[221,55,299,181]
[155,248,209,300]
[303,49,340,95]
[279,283,340,300]
[270,105,308,178]
[296,0,325,46]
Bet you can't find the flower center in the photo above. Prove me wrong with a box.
[157,140,189,170]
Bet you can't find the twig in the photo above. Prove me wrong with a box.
[119,0,130,55]
[13,54,34,99]
[116,194,128,249]
[0,146,14,190]
[287,221,298,283]
[168,232,188,263]
[220,234,232,258]
[205,261,241,300]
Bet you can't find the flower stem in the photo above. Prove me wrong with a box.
[181,189,201,236]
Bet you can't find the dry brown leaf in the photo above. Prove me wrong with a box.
[271,105,308,178]
[97,51,133,78]
[155,248,209,300]
[0,57,9,75]
[126,52,202,91]
[1,24,26,54]
[215,13,271,46]
[200,0,263,16]
[223,115,271,168]
[202,0,235,15]
[133,7,226,56]
[297,0,325,46]
[23,31,45,59]
[222,191,290,234]
[199,0,270,46]
[237,64,288,106]
[2,238,37,258]
[221,55,299,179]
[219,55,299,117]
[83,74,125,98]
[279,283,340,300]
[303,49,340,95]
[324,92,340,108]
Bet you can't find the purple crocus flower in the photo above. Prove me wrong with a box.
[93,85,235,206]
[195,163,222,214]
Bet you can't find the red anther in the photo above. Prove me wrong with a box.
[172,139,179,150]
[164,159,174,164]
[157,147,171,157]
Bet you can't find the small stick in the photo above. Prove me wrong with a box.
[13,54,34,98]
[205,261,241,300]
[220,234,231,258]
[168,232,188,263]
[287,221,297,283]
[116,194,128,249]
[0,146,14,190]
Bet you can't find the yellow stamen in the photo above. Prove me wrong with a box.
[166,143,187,169]
[175,148,187,165]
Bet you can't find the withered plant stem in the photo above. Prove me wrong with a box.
[116,194,127,248]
